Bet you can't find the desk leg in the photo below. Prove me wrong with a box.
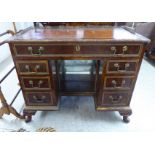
[0,87,24,119]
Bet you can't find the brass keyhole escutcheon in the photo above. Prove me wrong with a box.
[75,44,80,52]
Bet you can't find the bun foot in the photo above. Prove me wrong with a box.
[119,109,132,123]
[123,116,130,123]
[25,115,32,123]
[23,109,36,123]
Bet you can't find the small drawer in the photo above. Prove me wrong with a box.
[21,76,51,90]
[104,76,134,90]
[16,61,49,75]
[106,60,138,74]
[107,45,140,56]
[101,92,130,106]
[25,92,54,106]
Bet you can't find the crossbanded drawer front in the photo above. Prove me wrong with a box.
[101,92,130,106]
[14,44,75,56]
[21,77,51,90]
[13,44,141,57]
[107,60,138,74]
[78,44,140,56]
[104,76,134,90]
[16,61,49,75]
[25,92,54,106]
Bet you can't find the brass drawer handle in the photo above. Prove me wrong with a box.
[35,65,40,72]
[111,80,126,88]
[111,46,117,54]
[28,80,43,88]
[28,80,33,88]
[75,44,80,52]
[25,65,40,74]
[28,46,33,53]
[38,46,44,54]
[111,46,128,55]
[109,95,122,103]
[27,46,44,55]
[25,65,30,72]
[114,63,130,72]
[122,46,128,53]
[125,63,130,69]
[33,95,46,103]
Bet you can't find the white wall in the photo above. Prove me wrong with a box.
[0,22,33,63]
[0,22,14,63]
[15,22,33,31]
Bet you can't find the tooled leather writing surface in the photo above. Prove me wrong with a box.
[7,27,150,43]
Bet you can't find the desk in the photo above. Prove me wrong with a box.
[7,27,149,122]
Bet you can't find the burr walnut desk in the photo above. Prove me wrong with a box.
[7,27,149,122]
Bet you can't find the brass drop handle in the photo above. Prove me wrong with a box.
[26,65,40,74]
[114,63,130,72]
[28,46,44,55]
[109,95,122,103]
[38,46,44,55]
[111,46,128,55]
[33,95,46,102]
[28,80,43,88]
[111,46,117,54]
[111,80,126,88]
[75,44,80,52]
[125,63,130,70]
[28,46,33,54]
[25,65,30,72]
[29,80,34,87]
[111,80,117,87]
[34,65,40,72]
[122,46,128,53]
[38,80,43,88]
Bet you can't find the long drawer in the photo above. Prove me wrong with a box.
[24,91,55,106]
[13,43,141,57]
[16,60,49,75]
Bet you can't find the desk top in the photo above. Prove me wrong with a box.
[7,27,150,43]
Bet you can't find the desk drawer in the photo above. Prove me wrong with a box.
[14,44,75,56]
[25,91,54,106]
[79,44,140,56]
[21,76,51,90]
[104,76,134,90]
[16,61,49,75]
[101,91,130,106]
[13,44,141,57]
[106,60,138,74]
